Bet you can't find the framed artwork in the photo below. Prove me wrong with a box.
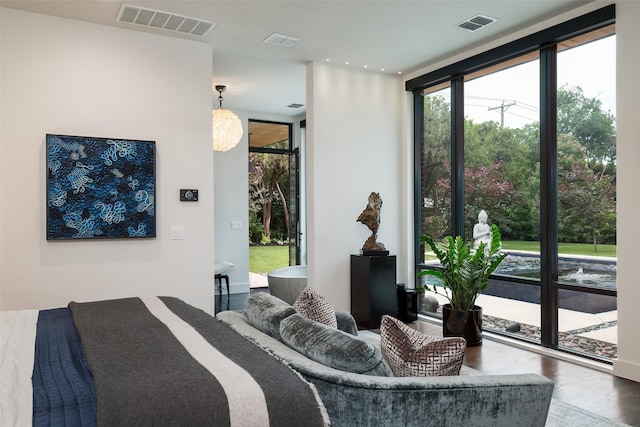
[46,134,156,240]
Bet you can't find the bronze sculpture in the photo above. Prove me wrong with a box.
[357,192,388,255]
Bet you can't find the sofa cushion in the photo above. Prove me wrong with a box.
[335,311,358,336]
[380,315,466,377]
[280,313,390,376]
[246,292,296,341]
[292,287,337,328]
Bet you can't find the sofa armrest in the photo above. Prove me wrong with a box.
[335,312,358,336]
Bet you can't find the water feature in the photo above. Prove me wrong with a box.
[421,252,617,313]
[495,252,617,291]
[491,253,617,313]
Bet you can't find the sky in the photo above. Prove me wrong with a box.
[433,35,616,129]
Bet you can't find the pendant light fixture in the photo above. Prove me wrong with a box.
[212,85,243,152]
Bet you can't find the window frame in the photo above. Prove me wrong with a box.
[410,5,616,360]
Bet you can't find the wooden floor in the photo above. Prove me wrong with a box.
[217,290,640,426]
[413,320,640,426]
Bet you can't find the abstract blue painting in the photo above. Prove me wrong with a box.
[46,134,156,240]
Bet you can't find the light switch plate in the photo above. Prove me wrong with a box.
[171,226,184,240]
[231,221,242,230]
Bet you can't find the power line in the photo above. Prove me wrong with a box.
[504,110,538,124]
[488,100,516,127]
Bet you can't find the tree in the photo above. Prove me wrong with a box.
[557,85,616,167]
[465,120,536,187]
[556,135,615,250]
[558,160,615,250]
[419,85,616,249]
[248,153,267,244]
[463,161,515,234]
[248,151,290,242]
[556,87,617,249]
[421,94,452,241]
[464,119,538,240]
[431,160,516,242]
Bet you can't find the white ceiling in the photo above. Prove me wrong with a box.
[1,0,593,117]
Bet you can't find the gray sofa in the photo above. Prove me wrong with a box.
[216,295,554,427]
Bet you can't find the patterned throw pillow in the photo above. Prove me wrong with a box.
[380,315,466,377]
[292,287,338,328]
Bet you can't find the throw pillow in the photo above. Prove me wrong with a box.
[246,292,296,341]
[292,287,338,328]
[280,313,390,376]
[380,315,466,377]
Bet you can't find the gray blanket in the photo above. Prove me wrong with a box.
[69,296,329,427]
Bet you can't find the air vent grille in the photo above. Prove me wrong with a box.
[458,14,497,32]
[264,33,300,47]
[117,4,216,37]
[287,103,304,109]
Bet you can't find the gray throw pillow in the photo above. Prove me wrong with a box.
[246,292,296,341]
[280,313,390,376]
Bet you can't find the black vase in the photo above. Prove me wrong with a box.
[442,304,483,346]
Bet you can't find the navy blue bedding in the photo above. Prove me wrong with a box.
[32,308,97,427]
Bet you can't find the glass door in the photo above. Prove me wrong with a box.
[248,120,299,286]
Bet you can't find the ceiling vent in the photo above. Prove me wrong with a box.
[264,33,300,47]
[458,14,497,32]
[287,103,304,109]
[116,4,216,37]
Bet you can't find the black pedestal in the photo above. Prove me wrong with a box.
[350,254,397,329]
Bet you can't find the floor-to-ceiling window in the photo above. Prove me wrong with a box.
[555,31,617,358]
[463,52,544,346]
[410,6,616,362]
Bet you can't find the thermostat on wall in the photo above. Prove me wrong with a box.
[180,189,198,201]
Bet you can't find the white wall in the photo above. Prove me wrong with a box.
[306,62,405,312]
[613,0,640,382]
[0,9,215,312]
[213,109,250,293]
[213,110,298,294]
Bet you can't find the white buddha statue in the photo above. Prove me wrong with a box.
[473,210,491,250]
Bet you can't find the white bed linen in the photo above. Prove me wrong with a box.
[1,310,38,427]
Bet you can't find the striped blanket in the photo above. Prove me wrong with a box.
[32,297,329,427]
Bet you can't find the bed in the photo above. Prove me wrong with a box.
[1,296,329,427]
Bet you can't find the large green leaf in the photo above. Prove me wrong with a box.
[418,224,507,311]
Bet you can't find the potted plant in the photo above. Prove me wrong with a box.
[417,224,507,346]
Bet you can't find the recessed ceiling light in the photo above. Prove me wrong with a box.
[345,61,349,65]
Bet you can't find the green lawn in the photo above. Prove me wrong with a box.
[502,240,616,257]
[251,240,616,273]
[424,240,616,261]
[249,245,289,274]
